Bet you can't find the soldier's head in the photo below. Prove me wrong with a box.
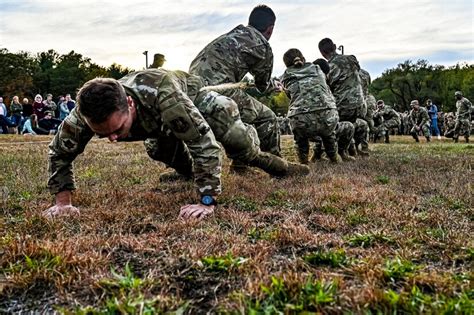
[410,100,419,110]
[46,93,53,101]
[249,5,276,40]
[318,38,336,60]
[455,91,463,100]
[77,78,136,142]
[377,100,385,109]
[313,58,330,75]
[283,48,305,68]
[150,53,165,68]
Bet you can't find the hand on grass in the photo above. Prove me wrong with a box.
[179,204,214,220]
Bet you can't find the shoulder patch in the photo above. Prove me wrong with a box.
[60,138,79,152]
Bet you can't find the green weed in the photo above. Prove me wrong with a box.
[199,253,248,272]
[304,249,350,268]
[347,233,395,248]
[383,257,419,281]
[375,175,390,184]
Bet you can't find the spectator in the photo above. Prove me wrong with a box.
[22,97,33,117]
[9,96,24,129]
[427,99,441,140]
[65,94,76,111]
[37,111,62,134]
[22,114,38,135]
[43,93,57,117]
[59,97,70,120]
[0,97,16,134]
[33,94,46,119]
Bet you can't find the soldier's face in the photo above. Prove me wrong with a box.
[87,103,136,142]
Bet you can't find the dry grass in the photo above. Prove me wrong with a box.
[0,135,473,314]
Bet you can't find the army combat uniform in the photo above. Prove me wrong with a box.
[444,115,456,138]
[326,53,368,155]
[373,105,401,143]
[48,70,223,198]
[189,24,280,155]
[409,106,431,142]
[454,96,472,142]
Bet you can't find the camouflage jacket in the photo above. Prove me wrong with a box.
[409,107,430,127]
[189,24,273,93]
[48,69,223,196]
[456,97,472,120]
[374,105,400,123]
[327,53,365,110]
[280,62,337,117]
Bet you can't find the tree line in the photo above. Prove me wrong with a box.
[0,48,133,104]
[1,48,472,113]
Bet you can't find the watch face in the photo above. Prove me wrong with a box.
[201,195,214,205]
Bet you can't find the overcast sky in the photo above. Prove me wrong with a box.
[1,0,473,79]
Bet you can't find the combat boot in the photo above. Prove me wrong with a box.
[348,143,358,157]
[328,153,342,164]
[426,136,431,142]
[338,150,356,161]
[297,152,309,165]
[357,148,370,156]
[384,134,390,144]
[159,170,193,182]
[249,152,309,177]
[465,137,469,143]
[453,137,458,143]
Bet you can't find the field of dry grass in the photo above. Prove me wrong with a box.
[0,134,472,314]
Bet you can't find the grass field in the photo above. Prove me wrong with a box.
[0,134,473,314]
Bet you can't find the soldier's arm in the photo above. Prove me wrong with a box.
[48,108,94,195]
[157,74,222,197]
[246,44,274,93]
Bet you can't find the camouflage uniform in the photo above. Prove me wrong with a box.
[409,106,431,141]
[444,115,456,138]
[359,69,375,132]
[48,70,223,197]
[373,105,401,143]
[327,53,368,155]
[454,97,472,141]
[280,62,339,163]
[189,24,280,155]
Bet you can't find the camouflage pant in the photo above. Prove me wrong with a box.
[454,118,471,138]
[336,121,355,151]
[289,109,339,161]
[223,89,280,155]
[410,123,431,139]
[194,91,260,162]
[373,118,399,138]
[354,118,369,149]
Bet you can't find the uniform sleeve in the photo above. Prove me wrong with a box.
[47,108,94,194]
[157,74,222,196]
[421,110,430,125]
[245,44,273,93]
[327,63,342,92]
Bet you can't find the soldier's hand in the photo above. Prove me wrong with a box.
[42,204,80,219]
[179,204,215,220]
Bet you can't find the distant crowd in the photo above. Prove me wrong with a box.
[0,94,76,135]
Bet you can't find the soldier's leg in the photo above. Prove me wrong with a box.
[311,137,325,162]
[354,118,369,154]
[316,109,339,161]
[410,126,419,142]
[197,91,308,176]
[422,124,431,142]
[336,121,356,161]
[144,136,194,180]
[224,89,280,156]
[289,115,310,164]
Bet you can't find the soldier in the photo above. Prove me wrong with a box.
[281,48,355,163]
[409,100,431,142]
[443,113,456,138]
[372,100,401,143]
[189,5,281,159]
[150,53,166,68]
[453,91,472,143]
[358,69,375,150]
[318,38,368,156]
[44,69,309,220]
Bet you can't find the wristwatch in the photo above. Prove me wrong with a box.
[200,195,217,206]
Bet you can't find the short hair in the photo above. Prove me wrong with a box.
[377,100,384,105]
[248,5,276,32]
[283,48,305,68]
[318,38,336,55]
[313,58,330,74]
[77,78,128,124]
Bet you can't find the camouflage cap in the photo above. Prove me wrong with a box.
[455,91,463,96]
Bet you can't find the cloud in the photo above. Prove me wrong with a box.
[1,0,472,78]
